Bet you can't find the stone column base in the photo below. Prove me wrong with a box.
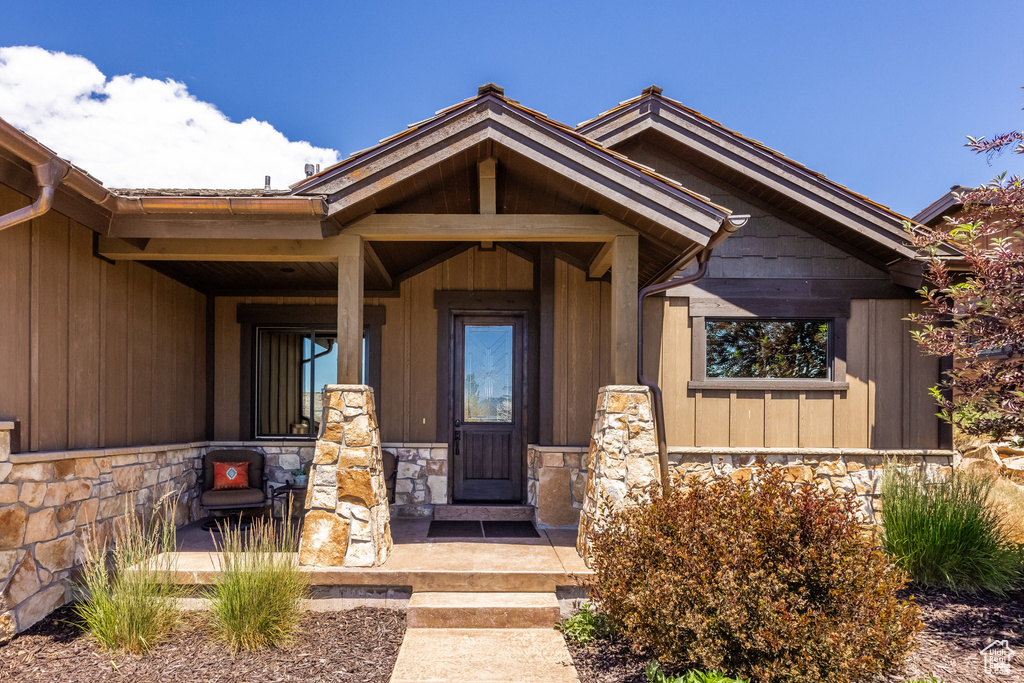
[576,385,658,564]
[298,385,392,567]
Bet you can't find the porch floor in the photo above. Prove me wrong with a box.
[169,518,591,591]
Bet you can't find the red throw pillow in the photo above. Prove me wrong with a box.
[212,461,250,490]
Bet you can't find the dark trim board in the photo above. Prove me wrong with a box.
[237,303,386,326]
[670,277,919,301]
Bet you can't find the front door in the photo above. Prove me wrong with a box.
[452,315,524,502]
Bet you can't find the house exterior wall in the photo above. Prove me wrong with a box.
[0,185,208,453]
[211,246,535,444]
[644,297,941,450]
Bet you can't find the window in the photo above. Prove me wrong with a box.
[256,328,344,438]
[238,304,384,440]
[705,319,830,379]
[687,304,849,391]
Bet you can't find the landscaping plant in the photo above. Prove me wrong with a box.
[585,466,921,683]
[645,661,747,683]
[556,602,614,645]
[880,463,1023,594]
[209,511,307,650]
[74,492,181,653]
[906,99,1024,441]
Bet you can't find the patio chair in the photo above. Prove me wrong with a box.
[198,449,268,530]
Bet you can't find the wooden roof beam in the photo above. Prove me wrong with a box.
[344,213,635,242]
[363,241,393,290]
[588,240,614,278]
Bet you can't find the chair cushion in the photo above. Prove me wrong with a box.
[213,461,250,490]
[203,450,264,491]
[201,487,266,508]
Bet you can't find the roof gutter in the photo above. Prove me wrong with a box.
[0,157,69,232]
[0,118,327,222]
[638,214,750,486]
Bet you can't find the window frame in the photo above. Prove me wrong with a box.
[686,298,850,391]
[237,304,384,440]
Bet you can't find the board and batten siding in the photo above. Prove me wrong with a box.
[644,296,940,449]
[212,246,535,443]
[0,185,207,452]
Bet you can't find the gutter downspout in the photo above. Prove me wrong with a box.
[0,157,70,232]
[638,214,750,485]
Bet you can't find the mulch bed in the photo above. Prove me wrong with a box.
[0,605,406,683]
[568,588,1024,683]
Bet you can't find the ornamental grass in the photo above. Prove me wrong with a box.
[880,462,1023,595]
[74,491,181,653]
[208,508,307,651]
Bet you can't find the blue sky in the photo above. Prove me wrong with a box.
[1,0,1021,215]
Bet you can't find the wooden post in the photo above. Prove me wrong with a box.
[337,233,364,384]
[538,246,556,444]
[610,234,639,384]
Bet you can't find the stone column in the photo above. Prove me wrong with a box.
[298,385,392,567]
[576,386,659,564]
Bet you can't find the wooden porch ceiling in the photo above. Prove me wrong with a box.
[140,239,608,296]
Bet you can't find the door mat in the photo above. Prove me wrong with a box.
[482,521,540,538]
[427,520,484,538]
[426,520,541,538]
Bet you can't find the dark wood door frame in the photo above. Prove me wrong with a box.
[434,291,537,504]
[452,314,524,501]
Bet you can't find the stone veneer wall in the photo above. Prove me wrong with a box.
[0,435,321,637]
[298,386,392,568]
[527,446,589,528]
[0,431,204,638]
[575,385,955,562]
[383,444,448,518]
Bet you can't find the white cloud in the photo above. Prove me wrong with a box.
[0,46,340,189]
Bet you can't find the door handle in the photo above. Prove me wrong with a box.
[453,419,461,456]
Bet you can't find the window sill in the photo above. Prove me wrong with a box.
[687,380,850,391]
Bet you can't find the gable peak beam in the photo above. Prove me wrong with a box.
[478,156,497,215]
[297,98,726,248]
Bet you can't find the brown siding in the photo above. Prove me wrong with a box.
[652,296,941,449]
[552,260,610,445]
[0,185,207,452]
[211,246,534,443]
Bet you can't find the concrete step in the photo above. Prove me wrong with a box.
[432,504,535,522]
[390,628,578,683]
[407,591,561,629]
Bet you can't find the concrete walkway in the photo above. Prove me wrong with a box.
[389,627,579,683]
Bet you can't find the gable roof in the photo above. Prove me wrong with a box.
[576,87,949,266]
[289,85,731,252]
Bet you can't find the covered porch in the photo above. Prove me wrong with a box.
[93,85,731,524]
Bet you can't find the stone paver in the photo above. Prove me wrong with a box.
[389,628,578,683]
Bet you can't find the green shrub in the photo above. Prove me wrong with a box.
[586,466,920,683]
[645,661,747,682]
[556,602,613,645]
[209,514,307,650]
[880,463,1023,594]
[74,492,180,653]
